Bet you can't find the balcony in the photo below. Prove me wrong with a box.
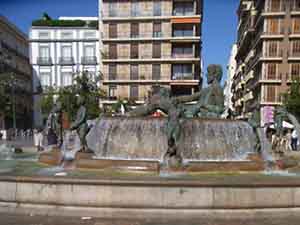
[59,57,75,65]
[172,73,196,80]
[37,57,52,66]
[81,56,97,65]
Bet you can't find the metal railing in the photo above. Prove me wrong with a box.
[102,54,199,60]
[59,57,74,65]
[37,57,52,65]
[104,32,197,40]
[81,56,97,65]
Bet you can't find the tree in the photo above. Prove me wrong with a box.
[39,71,105,122]
[282,78,300,120]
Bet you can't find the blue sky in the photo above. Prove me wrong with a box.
[0,0,238,84]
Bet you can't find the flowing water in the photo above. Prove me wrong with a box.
[87,117,257,161]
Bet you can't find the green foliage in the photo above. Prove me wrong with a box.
[42,13,52,20]
[207,64,223,82]
[282,79,300,120]
[39,86,55,118]
[0,73,15,115]
[32,19,86,27]
[88,20,99,29]
[39,71,105,122]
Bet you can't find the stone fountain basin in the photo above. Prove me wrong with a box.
[87,117,258,161]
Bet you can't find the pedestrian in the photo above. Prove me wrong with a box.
[291,129,298,151]
[34,128,44,151]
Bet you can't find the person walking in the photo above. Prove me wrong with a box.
[291,129,298,151]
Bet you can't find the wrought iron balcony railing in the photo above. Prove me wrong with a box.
[59,57,75,65]
[81,56,97,65]
[37,57,52,65]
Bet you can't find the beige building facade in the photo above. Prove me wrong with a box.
[0,15,32,129]
[233,0,300,123]
[99,0,203,104]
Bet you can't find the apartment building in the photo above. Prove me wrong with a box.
[233,0,300,124]
[224,44,237,117]
[99,0,203,104]
[30,16,100,126]
[0,15,33,129]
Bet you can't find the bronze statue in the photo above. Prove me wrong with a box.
[70,96,90,152]
[46,101,63,146]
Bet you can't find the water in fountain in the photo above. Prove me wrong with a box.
[87,117,257,162]
[61,130,81,161]
[0,143,15,160]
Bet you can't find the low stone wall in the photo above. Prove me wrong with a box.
[0,177,300,218]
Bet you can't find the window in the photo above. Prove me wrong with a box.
[269,0,281,12]
[38,32,50,39]
[173,2,194,16]
[84,45,95,57]
[109,85,117,99]
[131,0,140,17]
[173,25,194,37]
[153,22,162,37]
[109,64,117,80]
[266,63,277,79]
[131,23,139,38]
[130,85,139,100]
[130,64,139,80]
[153,1,162,16]
[62,72,73,86]
[39,45,50,58]
[61,32,73,39]
[295,0,300,10]
[61,45,72,58]
[152,43,161,58]
[268,19,280,34]
[130,44,139,59]
[109,23,117,38]
[292,40,300,56]
[40,72,51,86]
[266,86,276,102]
[293,18,300,34]
[109,2,117,17]
[291,63,300,80]
[172,64,193,80]
[172,44,193,58]
[152,64,161,80]
[267,41,279,57]
[109,44,117,59]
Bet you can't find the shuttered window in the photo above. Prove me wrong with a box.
[109,44,117,59]
[109,24,117,38]
[270,0,281,11]
[152,43,161,58]
[293,18,300,33]
[268,19,280,34]
[131,23,139,38]
[266,86,276,102]
[130,44,139,59]
[153,22,162,37]
[109,64,117,80]
[152,64,161,80]
[130,85,139,100]
[130,64,139,80]
[267,63,277,79]
[292,40,300,56]
[291,63,300,80]
[268,41,279,57]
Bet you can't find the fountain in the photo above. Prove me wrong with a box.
[38,65,267,172]
[1,66,300,221]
